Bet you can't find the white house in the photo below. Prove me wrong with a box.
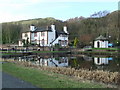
[94,35,109,48]
[19,24,69,47]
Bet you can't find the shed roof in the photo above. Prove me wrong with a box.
[95,35,108,40]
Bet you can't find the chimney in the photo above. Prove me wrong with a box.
[63,26,68,34]
[30,24,35,31]
[51,24,55,31]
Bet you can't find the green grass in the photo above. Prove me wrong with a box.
[32,51,68,53]
[2,53,21,55]
[80,48,118,54]
[92,48,120,50]
[1,50,68,55]
[2,62,106,88]
[0,62,2,71]
[80,51,117,53]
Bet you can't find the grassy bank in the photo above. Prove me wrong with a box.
[32,50,68,53]
[2,53,21,55]
[2,62,106,88]
[92,48,120,50]
[79,51,118,54]
[1,51,68,56]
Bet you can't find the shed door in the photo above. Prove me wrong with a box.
[97,42,100,48]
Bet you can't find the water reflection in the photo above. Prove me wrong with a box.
[2,54,120,72]
[16,55,69,67]
[94,57,110,65]
[69,55,120,72]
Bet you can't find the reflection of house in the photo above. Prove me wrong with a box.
[38,57,68,67]
[94,35,108,48]
[17,56,35,62]
[19,24,69,47]
[94,57,111,65]
[16,56,68,67]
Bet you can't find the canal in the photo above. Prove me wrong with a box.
[2,54,120,72]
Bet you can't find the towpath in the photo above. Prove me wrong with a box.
[2,71,40,89]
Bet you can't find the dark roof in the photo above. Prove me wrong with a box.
[35,26,52,32]
[56,30,68,35]
[23,25,69,35]
[22,26,52,33]
[22,31,34,33]
[95,35,108,40]
[31,24,35,26]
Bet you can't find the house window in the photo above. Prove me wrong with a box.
[42,39,44,45]
[24,33,28,37]
[34,32,37,37]
[41,32,45,37]
[35,39,37,43]
[64,40,67,45]
[61,41,64,45]
[60,34,62,37]
[58,40,61,45]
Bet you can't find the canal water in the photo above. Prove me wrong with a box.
[2,54,120,72]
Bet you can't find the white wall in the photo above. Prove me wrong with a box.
[94,40,108,48]
[47,27,56,46]
[18,41,23,46]
[39,31,48,46]
[52,35,68,46]
[22,32,31,43]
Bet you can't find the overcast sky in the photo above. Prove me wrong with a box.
[0,0,119,23]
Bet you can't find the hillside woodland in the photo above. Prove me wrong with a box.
[2,10,120,47]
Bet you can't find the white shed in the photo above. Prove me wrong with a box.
[94,35,108,48]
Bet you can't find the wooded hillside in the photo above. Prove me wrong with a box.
[2,10,120,45]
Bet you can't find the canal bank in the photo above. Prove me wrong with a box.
[1,49,120,58]
[1,51,71,58]
[2,62,115,88]
[1,49,120,88]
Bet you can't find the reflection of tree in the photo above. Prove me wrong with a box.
[96,58,120,72]
[99,58,120,72]
[69,57,93,70]
[70,58,80,69]
[73,59,77,67]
